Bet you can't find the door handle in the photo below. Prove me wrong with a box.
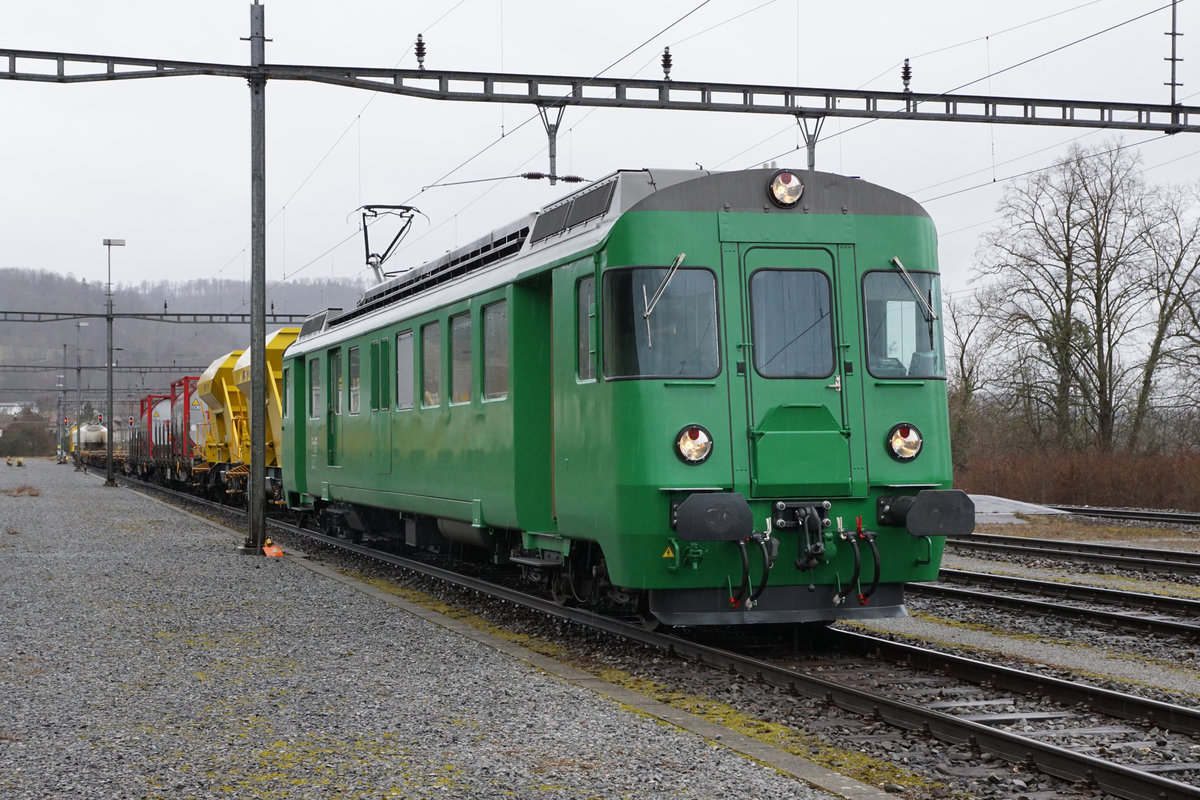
[826,375,842,392]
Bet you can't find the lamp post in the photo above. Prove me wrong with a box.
[103,238,124,488]
[74,321,88,470]
[57,344,66,463]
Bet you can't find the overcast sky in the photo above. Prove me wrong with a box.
[1,0,1196,312]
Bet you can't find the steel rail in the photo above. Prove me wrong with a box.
[907,576,1200,641]
[948,533,1200,575]
[1050,505,1200,526]
[277,524,1200,800]
[127,481,1200,800]
[934,568,1200,616]
[829,628,1200,737]
[284,526,1199,799]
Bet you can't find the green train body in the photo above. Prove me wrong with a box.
[281,168,974,625]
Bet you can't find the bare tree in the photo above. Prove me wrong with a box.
[1071,144,1152,451]
[1129,183,1200,450]
[977,142,1153,451]
[944,290,1004,469]
[977,145,1088,448]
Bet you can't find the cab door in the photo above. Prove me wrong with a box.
[736,245,857,498]
[327,348,342,467]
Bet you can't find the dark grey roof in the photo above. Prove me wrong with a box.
[628,168,930,218]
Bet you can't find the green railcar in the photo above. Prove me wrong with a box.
[281,168,974,625]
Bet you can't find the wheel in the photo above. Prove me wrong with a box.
[549,574,574,606]
[635,593,663,632]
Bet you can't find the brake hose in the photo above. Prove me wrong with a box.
[834,532,861,606]
[859,531,881,604]
[731,539,751,607]
[749,535,775,603]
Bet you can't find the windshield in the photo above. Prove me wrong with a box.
[603,267,720,379]
[863,270,945,379]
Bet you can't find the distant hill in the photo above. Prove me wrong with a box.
[0,267,367,413]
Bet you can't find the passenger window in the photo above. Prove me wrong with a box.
[309,358,320,418]
[450,312,472,404]
[329,349,343,415]
[348,346,360,414]
[422,322,441,407]
[577,277,595,381]
[749,270,835,378]
[483,301,508,400]
[396,331,414,410]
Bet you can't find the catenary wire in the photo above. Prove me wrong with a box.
[724,1,1177,170]
[280,0,723,285]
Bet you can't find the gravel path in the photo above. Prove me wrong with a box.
[0,459,839,800]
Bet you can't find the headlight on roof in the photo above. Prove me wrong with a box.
[767,169,804,208]
[675,424,713,464]
[886,423,922,461]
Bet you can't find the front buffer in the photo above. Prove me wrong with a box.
[651,489,974,625]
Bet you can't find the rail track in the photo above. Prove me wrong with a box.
[1049,505,1200,526]
[283,519,1200,800]
[128,479,1200,800]
[946,532,1200,575]
[909,568,1200,641]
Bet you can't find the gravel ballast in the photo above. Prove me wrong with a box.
[0,460,844,800]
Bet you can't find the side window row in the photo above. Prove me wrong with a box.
[309,299,508,418]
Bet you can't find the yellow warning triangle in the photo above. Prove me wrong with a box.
[662,546,675,559]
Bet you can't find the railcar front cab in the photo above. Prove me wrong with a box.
[625,169,974,625]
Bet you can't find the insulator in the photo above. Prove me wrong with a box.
[415,34,426,70]
[662,46,673,81]
[901,58,912,92]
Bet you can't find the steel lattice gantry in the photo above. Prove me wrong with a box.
[3,48,1197,133]
[0,364,210,373]
[0,311,310,324]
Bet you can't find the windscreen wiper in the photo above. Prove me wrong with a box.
[643,252,687,320]
[642,252,686,349]
[890,257,938,322]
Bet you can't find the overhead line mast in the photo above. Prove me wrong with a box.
[1,4,1193,551]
